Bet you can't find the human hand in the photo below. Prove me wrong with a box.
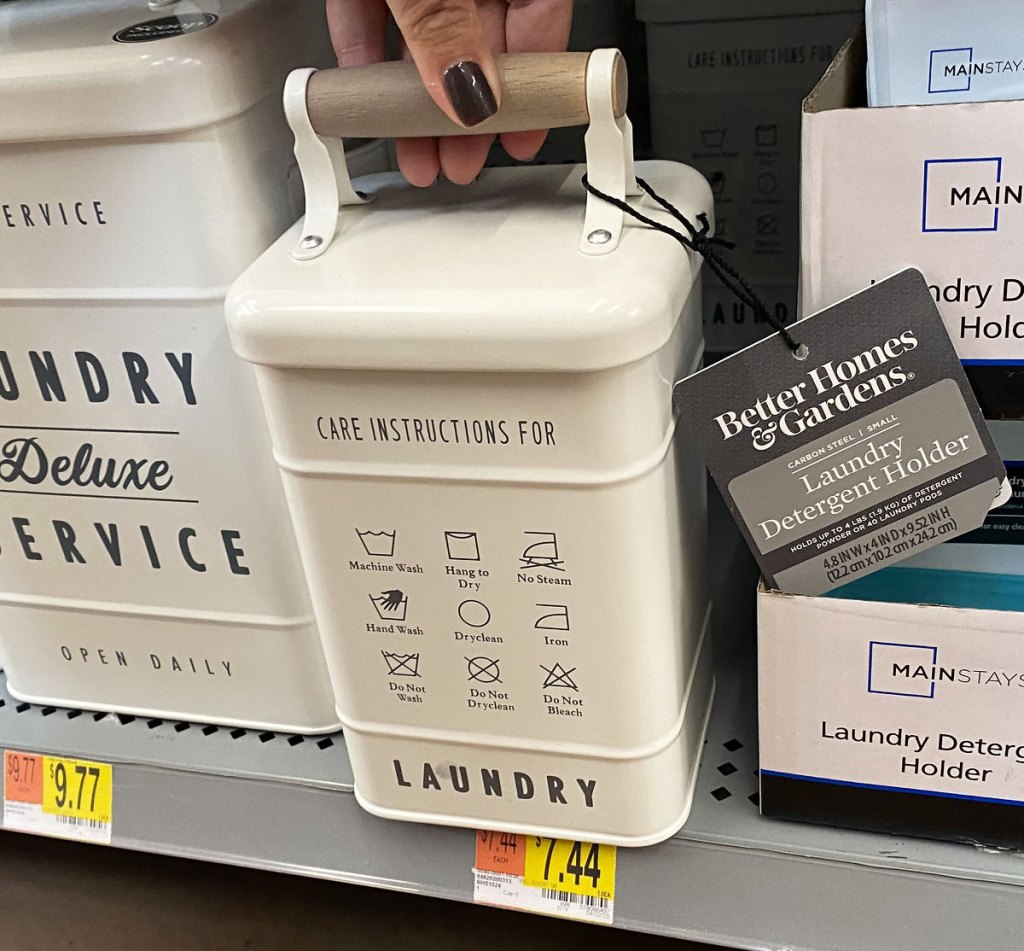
[326,0,573,186]
[379,589,406,610]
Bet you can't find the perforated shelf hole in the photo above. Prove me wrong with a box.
[710,786,733,801]
[317,737,334,751]
[718,762,737,776]
[258,732,276,744]
[202,725,218,736]
[287,736,304,747]
[230,729,246,740]
[723,738,744,752]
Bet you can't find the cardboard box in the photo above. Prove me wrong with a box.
[638,0,861,352]
[758,584,1024,847]
[801,30,1024,420]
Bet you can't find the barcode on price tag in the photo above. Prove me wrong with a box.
[473,831,616,925]
[3,750,113,844]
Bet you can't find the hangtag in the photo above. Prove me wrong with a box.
[675,269,1008,596]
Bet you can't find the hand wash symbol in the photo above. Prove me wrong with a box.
[370,589,409,621]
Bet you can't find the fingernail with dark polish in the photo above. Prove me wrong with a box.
[443,61,497,128]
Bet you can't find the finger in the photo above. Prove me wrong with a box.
[438,0,505,182]
[396,137,442,186]
[439,133,494,183]
[386,0,501,128]
[500,0,573,160]
[326,0,389,66]
[394,40,442,185]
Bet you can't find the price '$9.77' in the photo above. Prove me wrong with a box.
[4,750,113,843]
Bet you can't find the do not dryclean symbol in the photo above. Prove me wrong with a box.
[466,657,502,684]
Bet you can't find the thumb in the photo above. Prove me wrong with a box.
[386,0,500,128]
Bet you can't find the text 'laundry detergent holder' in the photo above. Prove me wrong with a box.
[227,50,716,846]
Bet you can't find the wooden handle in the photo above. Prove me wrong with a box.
[306,51,627,139]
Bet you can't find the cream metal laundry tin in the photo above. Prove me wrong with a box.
[0,0,341,731]
[228,51,715,843]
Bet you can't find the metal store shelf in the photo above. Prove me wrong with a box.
[3,534,1024,950]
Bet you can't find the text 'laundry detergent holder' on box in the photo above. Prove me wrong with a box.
[227,51,715,846]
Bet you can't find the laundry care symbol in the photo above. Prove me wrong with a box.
[541,663,578,691]
[445,531,480,561]
[382,651,420,677]
[466,656,502,684]
[370,589,408,621]
[519,532,564,572]
[357,529,396,558]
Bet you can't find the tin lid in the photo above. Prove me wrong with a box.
[227,160,709,374]
[0,0,331,143]
[636,0,861,23]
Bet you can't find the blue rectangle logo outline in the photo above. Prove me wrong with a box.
[868,640,939,698]
[922,156,1002,232]
[929,46,974,94]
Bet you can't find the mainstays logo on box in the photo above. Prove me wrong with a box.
[922,156,1024,233]
[928,47,1024,95]
[713,332,918,451]
[868,640,1024,699]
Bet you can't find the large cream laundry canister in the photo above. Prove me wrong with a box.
[228,52,714,844]
[0,0,341,731]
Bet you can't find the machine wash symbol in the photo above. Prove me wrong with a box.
[519,532,564,572]
[541,663,578,691]
[357,529,396,558]
[382,651,421,677]
[370,589,408,621]
[466,657,502,684]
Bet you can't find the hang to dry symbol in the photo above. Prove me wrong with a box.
[540,663,578,691]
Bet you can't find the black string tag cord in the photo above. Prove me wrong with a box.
[581,174,806,357]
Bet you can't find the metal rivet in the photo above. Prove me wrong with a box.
[793,343,810,362]
[299,235,323,250]
[587,229,612,245]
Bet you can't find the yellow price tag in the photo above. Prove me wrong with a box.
[523,836,617,902]
[41,755,113,824]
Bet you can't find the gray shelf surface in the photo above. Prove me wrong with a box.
[3,533,1024,950]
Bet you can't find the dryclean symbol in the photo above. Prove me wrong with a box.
[458,600,492,628]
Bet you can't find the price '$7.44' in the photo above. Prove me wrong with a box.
[524,836,616,901]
